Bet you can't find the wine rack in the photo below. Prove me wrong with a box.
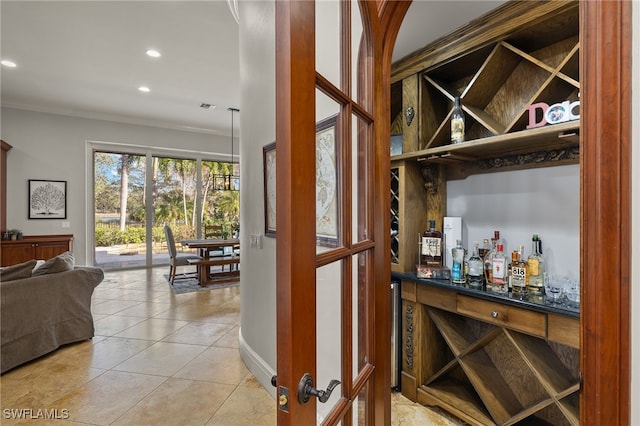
[399,278,580,426]
[391,3,582,422]
[391,1,580,168]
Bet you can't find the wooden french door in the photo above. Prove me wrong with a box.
[274,1,408,424]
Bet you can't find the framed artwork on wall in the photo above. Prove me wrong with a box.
[28,179,67,219]
[263,142,277,237]
[262,114,340,247]
[314,115,339,247]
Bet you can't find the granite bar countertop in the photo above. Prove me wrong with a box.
[392,271,580,319]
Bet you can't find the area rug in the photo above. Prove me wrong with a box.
[163,274,239,294]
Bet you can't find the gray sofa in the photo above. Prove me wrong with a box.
[1,263,103,374]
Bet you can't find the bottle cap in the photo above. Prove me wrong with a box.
[494,230,500,239]
[428,220,436,228]
[497,244,504,252]
[512,251,518,261]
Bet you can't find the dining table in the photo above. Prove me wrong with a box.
[180,238,240,286]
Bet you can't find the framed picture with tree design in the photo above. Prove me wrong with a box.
[29,179,67,219]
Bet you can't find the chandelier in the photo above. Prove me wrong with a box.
[213,107,240,191]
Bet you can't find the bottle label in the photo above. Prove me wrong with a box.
[452,262,462,280]
[469,262,482,276]
[421,237,441,257]
[492,258,506,282]
[529,259,539,276]
[511,266,527,286]
[451,118,464,143]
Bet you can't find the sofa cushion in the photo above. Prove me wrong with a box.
[31,251,74,276]
[0,260,38,282]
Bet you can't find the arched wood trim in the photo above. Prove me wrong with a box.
[580,0,631,424]
[371,2,411,425]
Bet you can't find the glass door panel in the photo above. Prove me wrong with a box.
[201,160,240,238]
[316,260,344,424]
[316,90,342,253]
[352,252,369,381]
[151,156,199,265]
[94,151,146,268]
[353,384,369,425]
[316,0,341,90]
[352,113,371,243]
[350,0,366,110]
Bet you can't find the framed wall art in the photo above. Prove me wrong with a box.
[263,142,277,237]
[314,115,339,247]
[262,114,340,247]
[29,179,67,219]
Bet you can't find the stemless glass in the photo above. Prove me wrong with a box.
[565,279,580,309]
[544,274,564,305]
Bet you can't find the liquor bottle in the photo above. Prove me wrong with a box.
[478,238,490,265]
[451,96,465,144]
[451,240,466,285]
[483,231,500,285]
[421,220,443,266]
[487,243,508,295]
[508,250,517,293]
[511,246,528,300]
[467,242,484,290]
[527,234,545,295]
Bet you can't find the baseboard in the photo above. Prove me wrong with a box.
[238,327,276,399]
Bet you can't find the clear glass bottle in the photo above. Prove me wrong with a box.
[451,96,465,144]
[421,220,443,266]
[511,246,528,300]
[527,234,545,295]
[467,242,484,290]
[483,231,500,285]
[451,239,466,285]
[478,238,490,261]
[508,250,517,294]
[487,243,508,295]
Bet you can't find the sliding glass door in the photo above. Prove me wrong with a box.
[94,151,147,269]
[93,149,238,269]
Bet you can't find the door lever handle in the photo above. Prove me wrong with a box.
[297,373,341,404]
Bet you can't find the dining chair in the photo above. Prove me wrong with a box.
[203,224,227,266]
[164,225,202,284]
[204,224,223,239]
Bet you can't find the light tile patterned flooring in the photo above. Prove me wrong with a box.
[0,268,463,425]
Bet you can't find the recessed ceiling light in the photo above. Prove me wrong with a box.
[145,49,161,58]
[1,60,17,68]
[138,86,151,93]
[200,103,216,110]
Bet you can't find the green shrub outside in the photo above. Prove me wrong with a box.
[94,224,235,247]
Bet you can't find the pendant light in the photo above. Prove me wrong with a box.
[228,107,239,191]
[213,107,240,191]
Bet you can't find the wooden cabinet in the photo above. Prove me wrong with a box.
[400,278,579,426]
[1,234,73,266]
[390,160,427,272]
[1,140,11,233]
[390,2,581,424]
[391,1,579,169]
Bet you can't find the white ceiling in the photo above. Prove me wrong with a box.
[1,1,503,137]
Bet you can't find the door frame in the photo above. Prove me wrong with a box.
[580,1,630,424]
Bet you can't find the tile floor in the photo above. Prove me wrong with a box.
[0,267,463,425]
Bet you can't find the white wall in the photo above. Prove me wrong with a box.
[1,107,232,265]
[237,0,277,395]
[447,164,579,280]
